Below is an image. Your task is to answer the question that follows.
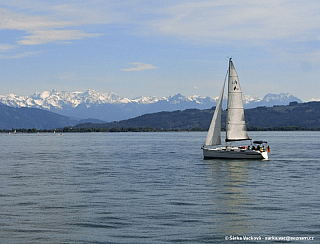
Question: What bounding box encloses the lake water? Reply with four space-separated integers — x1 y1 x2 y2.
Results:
0 131 319 243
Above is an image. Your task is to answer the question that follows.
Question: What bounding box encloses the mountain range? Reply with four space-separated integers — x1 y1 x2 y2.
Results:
0 89 302 122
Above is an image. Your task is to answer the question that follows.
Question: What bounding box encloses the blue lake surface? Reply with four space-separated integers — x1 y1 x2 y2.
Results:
0 131 319 243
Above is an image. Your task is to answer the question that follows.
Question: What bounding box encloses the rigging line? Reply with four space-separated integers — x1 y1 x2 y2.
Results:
224 68 229 83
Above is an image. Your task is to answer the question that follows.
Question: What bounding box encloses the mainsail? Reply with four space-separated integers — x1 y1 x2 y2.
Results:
204 79 226 146
226 58 250 141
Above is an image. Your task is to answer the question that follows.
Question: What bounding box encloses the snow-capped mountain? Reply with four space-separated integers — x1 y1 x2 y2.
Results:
0 89 129 109
0 89 302 122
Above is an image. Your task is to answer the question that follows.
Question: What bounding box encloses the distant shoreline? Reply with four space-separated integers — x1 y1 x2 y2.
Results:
1 126 320 134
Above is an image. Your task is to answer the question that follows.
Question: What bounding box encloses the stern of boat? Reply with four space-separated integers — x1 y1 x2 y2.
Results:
261 151 268 160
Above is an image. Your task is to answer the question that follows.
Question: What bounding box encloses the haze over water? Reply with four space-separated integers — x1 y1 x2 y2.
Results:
0 131 319 243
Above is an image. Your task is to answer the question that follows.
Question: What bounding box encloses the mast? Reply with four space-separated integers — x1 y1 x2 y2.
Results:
226 58 250 142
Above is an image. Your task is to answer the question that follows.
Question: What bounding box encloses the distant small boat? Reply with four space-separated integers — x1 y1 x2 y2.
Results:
202 58 269 159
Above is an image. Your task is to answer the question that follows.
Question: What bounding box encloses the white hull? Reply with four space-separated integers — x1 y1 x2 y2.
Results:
203 147 268 160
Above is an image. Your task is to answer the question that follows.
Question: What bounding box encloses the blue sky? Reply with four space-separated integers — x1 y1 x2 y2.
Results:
0 0 319 101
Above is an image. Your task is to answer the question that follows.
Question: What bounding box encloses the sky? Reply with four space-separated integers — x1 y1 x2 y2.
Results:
0 0 320 101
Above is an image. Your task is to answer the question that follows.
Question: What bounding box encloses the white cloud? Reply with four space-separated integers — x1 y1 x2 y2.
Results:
18 29 101 45
0 51 39 59
0 8 70 31
3 1 320 47
121 62 158 72
0 7 101 46
144 0 320 44
310 98 320 102
0 44 15 52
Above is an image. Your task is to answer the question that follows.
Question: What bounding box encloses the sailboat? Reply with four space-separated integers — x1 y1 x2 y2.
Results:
202 58 269 159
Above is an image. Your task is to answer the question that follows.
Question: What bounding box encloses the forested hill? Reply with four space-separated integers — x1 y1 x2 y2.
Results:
74 101 320 131
0 103 77 130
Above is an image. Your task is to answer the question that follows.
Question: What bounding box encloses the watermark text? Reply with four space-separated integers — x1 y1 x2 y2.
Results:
225 235 315 241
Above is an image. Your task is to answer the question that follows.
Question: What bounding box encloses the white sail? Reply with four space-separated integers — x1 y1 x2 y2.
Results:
226 58 250 141
204 79 226 146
